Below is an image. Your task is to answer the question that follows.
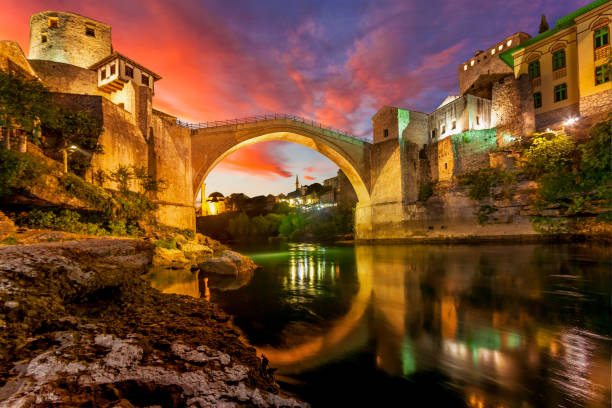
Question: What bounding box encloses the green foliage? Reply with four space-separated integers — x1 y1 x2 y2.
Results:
111 190 157 221
155 239 177 249
0 148 46 197
459 168 515 200
278 212 307 241
524 131 575 178
477 205 498 225
0 70 52 135
228 212 283 242
524 119 611 212
109 165 133 193
60 172 113 210
530 216 569 234
132 166 168 193
0 236 18 245
418 183 434 202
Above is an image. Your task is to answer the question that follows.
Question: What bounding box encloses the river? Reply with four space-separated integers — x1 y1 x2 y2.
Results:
146 243 611 407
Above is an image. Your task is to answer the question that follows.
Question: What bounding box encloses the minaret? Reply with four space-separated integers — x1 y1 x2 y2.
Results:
295 175 300 191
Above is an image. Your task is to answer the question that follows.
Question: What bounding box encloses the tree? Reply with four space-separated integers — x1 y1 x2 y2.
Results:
539 14 549 34
109 165 133 193
0 70 53 140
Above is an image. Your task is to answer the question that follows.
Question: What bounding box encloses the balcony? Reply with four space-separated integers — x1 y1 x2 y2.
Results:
553 67 567 80
594 45 610 63
531 77 541 88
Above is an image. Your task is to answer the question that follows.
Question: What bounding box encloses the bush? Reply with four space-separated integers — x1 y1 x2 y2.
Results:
418 183 434 202
0 148 46 197
458 168 515 200
60 172 113 211
524 130 575 178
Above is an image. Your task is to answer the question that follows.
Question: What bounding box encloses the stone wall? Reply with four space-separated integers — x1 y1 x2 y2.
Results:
451 129 498 177
372 106 399 143
150 113 195 230
0 41 38 78
492 75 535 144
28 11 112 69
579 89 612 117
29 59 102 95
535 103 580 130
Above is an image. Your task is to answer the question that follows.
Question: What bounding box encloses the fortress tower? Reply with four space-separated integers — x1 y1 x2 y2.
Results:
28 11 112 69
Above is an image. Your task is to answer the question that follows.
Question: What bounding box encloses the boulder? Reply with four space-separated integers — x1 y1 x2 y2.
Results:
198 250 256 277
177 241 213 261
152 247 190 267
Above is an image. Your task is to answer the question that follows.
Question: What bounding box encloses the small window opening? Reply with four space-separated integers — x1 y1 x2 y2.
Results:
383 128 389 138
48 17 59 29
85 25 95 37
476 116 480 125
141 74 149 86
431 129 436 140
125 65 134 78
442 125 446 134
41 33 47 43
101 68 106 80
452 120 456 130
110 64 116 76
444 163 448 169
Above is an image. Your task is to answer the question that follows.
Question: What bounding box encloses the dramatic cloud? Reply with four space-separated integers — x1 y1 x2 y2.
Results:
303 175 315 181
0 0 585 196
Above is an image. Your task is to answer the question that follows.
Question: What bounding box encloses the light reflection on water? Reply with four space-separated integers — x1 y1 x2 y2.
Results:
146 243 611 407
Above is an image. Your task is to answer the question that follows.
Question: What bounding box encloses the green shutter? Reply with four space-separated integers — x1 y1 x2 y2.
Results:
552 50 566 70
594 26 610 49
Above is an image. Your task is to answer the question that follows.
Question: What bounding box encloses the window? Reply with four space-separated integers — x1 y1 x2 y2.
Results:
101 68 106 80
533 92 542 108
442 125 446 134
85 25 95 37
444 163 448 169
552 49 566 71
594 26 610 49
528 60 540 79
431 129 436 140
110 64 116 76
595 65 611 85
48 17 59 28
41 33 47 43
141 74 149 86
554 83 567 102
383 129 389 138
452 120 456 130
125 65 134 78
476 116 480 125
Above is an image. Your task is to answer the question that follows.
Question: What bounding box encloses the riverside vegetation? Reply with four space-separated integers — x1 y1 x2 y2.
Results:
452 117 611 232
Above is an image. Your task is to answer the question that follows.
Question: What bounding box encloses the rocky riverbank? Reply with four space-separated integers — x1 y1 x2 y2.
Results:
0 237 306 407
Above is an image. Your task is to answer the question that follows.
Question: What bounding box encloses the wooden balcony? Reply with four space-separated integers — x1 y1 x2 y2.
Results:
99 77 128 94
594 45 610 63
532 77 541 88
553 67 567 80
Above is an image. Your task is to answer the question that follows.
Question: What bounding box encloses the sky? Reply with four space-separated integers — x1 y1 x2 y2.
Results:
0 0 587 197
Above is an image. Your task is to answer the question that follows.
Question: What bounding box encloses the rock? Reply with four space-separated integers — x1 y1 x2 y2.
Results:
198 250 256 277
177 242 213 262
152 247 190 267
0 211 16 241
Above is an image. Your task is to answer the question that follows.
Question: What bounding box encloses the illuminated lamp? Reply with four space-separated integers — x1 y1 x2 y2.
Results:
563 117 579 126
470 60 475 66
498 44 503 51
491 48 495 55
506 39 512 47
464 65 468 71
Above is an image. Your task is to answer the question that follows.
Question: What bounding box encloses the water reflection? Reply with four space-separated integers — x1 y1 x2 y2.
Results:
146 243 611 407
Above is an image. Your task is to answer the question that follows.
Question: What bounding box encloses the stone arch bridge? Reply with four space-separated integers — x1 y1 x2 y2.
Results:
184 114 419 241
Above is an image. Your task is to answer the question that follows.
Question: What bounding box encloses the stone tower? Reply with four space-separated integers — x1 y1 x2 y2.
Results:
295 175 300 191
28 11 112 69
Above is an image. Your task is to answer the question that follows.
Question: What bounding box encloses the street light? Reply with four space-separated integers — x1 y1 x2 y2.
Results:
60 144 79 173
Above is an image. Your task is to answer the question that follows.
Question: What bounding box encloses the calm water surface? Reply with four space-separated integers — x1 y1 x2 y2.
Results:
147 243 611 407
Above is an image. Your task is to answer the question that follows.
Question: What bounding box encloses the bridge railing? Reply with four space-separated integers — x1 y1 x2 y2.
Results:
176 113 354 138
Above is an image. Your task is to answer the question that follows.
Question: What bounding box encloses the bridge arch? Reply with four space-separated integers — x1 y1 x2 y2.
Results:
190 117 371 205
